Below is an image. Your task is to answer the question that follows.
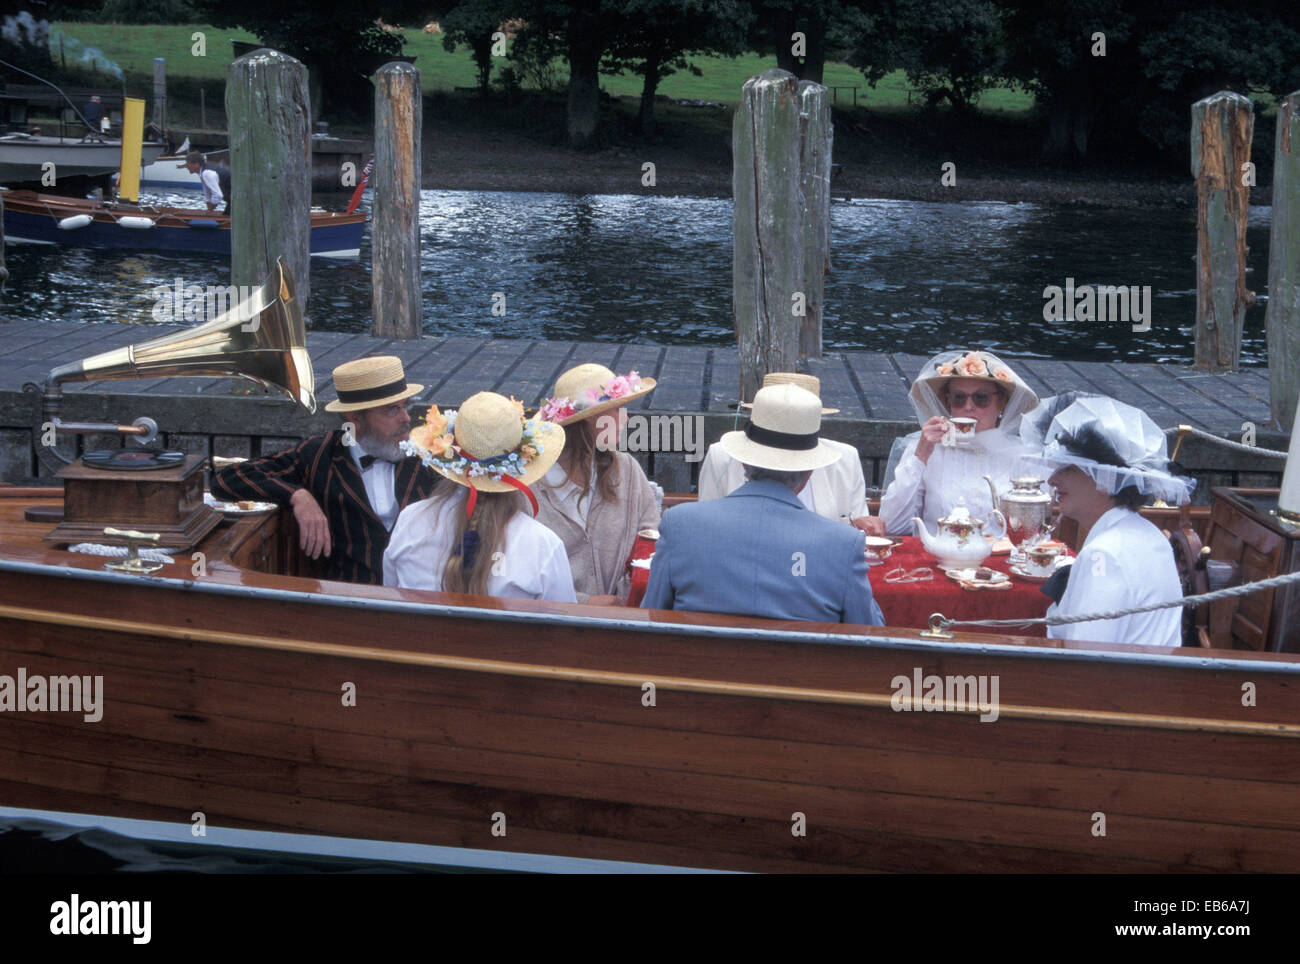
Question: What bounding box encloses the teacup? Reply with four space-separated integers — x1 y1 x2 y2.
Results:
864 536 895 563
1024 545 1062 576
944 417 977 446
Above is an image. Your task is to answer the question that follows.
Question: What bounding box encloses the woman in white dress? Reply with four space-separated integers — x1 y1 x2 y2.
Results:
1020 393 1196 647
878 350 1040 536
384 391 577 603
535 363 661 605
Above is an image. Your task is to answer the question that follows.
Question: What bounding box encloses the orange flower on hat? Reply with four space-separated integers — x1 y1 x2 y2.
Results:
994 368 1013 382
955 353 988 377
509 396 525 420
427 433 456 459
935 362 954 376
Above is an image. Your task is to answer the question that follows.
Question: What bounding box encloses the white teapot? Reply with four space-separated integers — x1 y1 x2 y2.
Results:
914 498 1006 571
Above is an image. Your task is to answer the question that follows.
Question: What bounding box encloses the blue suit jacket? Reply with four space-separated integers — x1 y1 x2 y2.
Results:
640 480 885 627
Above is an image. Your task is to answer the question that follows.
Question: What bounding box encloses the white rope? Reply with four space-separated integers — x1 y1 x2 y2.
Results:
1179 425 1288 458
938 567 1300 631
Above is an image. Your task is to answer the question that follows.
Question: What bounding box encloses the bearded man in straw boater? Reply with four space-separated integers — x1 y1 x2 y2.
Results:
535 363 661 605
697 371 885 537
384 392 577 602
641 383 884 625
212 356 442 585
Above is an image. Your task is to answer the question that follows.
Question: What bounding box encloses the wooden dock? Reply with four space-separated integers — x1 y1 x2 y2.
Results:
0 319 1287 494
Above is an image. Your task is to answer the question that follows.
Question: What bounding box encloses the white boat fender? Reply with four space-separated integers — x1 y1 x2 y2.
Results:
188 219 220 229
117 216 156 230
57 215 93 230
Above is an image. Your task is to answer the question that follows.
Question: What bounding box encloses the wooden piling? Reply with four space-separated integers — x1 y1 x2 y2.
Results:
1267 90 1300 431
732 69 832 401
1191 91 1254 372
371 62 422 340
225 49 312 312
152 58 166 137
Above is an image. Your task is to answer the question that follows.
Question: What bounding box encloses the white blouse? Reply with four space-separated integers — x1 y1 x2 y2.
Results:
383 489 577 602
878 430 1032 537
697 437 871 520
1048 507 1183 647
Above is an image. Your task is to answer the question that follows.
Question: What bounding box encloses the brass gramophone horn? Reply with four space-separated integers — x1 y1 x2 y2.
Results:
26 257 315 467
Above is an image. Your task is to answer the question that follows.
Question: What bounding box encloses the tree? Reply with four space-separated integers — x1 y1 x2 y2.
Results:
601 0 750 135
189 1 424 116
859 0 1008 113
440 0 518 95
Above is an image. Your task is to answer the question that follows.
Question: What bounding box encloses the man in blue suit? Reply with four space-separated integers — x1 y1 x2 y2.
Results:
641 383 884 626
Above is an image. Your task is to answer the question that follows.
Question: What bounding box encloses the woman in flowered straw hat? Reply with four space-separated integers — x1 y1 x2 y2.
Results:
383 392 577 601
535 363 660 605
878 349 1040 536
1020 393 1194 647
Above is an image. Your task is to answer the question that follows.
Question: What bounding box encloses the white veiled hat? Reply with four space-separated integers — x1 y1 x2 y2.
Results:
1019 393 1196 505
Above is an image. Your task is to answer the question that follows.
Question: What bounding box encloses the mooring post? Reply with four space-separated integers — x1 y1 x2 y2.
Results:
152 58 166 138
372 62 422 340
0 193 7 295
732 69 831 401
226 48 312 312
1267 90 1300 431
1191 90 1254 372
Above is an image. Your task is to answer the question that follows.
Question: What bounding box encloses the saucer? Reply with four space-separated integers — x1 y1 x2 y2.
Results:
1010 558 1071 583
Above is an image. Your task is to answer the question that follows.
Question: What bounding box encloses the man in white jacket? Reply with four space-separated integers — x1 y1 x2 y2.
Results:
697 372 885 537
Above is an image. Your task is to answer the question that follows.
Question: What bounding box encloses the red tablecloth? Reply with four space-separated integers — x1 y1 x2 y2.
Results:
868 536 1050 636
629 534 1052 635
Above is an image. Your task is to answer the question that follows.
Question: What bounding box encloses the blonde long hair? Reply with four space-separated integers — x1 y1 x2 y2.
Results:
439 489 523 595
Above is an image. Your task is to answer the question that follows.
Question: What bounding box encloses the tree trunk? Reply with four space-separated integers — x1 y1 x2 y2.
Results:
566 13 604 149
474 36 493 95
372 62 423 340
226 48 312 314
638 50 662 136
732 69 832 401
1191 91 1254 372
1267 90 1300 430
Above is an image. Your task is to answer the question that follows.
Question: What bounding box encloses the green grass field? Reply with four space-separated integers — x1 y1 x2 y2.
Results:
52 21 1035 115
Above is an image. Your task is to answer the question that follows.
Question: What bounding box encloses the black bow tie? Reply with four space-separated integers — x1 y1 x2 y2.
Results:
360 455 376 469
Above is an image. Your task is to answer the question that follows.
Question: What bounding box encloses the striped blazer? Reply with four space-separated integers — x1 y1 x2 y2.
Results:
212 431 441 585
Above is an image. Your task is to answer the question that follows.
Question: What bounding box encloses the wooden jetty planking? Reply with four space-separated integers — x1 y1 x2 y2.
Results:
803 353 866 417
843 351 915 420
705 348 741 411
429 339 533 406
1061 361 1191 428
499 340 577 408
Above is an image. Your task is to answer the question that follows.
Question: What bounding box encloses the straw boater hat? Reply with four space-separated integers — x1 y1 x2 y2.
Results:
325 356 423 412
402 391 564 516
719 383 841 472
538 363 656 426
739 372 839 415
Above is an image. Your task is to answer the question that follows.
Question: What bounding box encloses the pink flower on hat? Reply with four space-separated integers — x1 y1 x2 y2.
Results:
539 397 576 423
605 375 633 399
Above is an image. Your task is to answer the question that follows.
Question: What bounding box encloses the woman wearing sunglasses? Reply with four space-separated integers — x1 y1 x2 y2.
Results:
878 350 1040 536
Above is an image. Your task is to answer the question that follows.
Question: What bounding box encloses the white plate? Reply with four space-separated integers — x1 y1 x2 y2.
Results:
204 493 277 515
944 567 1009 585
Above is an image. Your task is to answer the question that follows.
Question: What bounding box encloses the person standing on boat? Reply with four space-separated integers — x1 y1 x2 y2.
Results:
211 356 442 585
878 350 1039 536
1020 394 1194 647
185 151 231 215
535 363 661 605
697 371 885 537
82 95 105 134
385 392 577 602
641 383 884 625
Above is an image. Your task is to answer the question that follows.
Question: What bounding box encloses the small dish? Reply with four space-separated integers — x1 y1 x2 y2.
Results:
944 567 1009 586
204 493 277 515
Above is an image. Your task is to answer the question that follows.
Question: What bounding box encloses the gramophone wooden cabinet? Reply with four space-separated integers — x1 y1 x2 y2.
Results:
1205 488 1300 653
44 454 221 550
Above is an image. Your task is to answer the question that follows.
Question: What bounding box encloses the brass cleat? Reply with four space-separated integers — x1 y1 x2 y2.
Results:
103 527 166 575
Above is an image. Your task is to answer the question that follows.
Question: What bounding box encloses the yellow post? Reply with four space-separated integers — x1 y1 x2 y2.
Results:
117 97 145 202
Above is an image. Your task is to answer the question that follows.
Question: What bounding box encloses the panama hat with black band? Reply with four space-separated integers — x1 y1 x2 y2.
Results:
718 383 842 472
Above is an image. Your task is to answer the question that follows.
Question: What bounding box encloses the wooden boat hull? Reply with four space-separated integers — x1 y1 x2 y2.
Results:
0 190 364 258
1 521 1297 873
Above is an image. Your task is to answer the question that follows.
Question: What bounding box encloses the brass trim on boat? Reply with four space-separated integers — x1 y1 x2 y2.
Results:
1 603 1297 738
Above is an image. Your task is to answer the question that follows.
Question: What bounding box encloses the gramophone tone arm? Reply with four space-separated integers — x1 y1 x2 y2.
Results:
44 416 159 445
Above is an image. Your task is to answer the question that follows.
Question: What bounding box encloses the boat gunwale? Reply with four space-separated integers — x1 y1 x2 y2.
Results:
3 552 1298 677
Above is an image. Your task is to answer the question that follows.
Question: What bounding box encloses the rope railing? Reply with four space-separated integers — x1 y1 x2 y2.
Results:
1174 424 1288 458
934 567 1300 633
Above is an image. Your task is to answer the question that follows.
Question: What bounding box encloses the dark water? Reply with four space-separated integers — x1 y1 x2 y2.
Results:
0 189 1273 364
